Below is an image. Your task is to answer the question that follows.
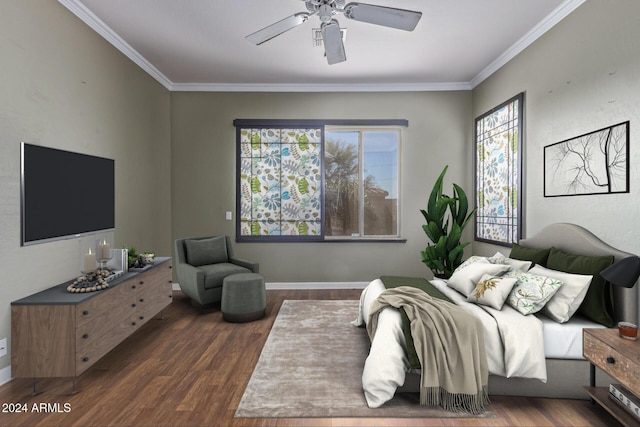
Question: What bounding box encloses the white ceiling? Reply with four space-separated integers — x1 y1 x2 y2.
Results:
59 0 584 92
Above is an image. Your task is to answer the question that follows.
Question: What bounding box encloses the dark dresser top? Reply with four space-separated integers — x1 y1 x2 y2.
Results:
12 257 171 306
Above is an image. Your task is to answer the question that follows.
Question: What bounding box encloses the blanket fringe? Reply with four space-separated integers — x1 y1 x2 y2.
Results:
420 385 490 415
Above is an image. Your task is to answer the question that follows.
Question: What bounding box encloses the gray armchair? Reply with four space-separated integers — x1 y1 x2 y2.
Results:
174 235 259 306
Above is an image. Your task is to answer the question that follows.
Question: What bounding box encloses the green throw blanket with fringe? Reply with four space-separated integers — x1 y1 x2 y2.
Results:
380 275 452 369
372 280 489 414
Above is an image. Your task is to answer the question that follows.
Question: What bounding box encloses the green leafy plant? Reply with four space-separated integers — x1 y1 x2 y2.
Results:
420 165 476 279
127 246 139 268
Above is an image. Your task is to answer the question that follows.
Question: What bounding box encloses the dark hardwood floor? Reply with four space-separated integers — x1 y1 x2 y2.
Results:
0 289 620 427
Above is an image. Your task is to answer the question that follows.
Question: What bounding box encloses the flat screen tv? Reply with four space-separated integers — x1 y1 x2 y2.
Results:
21 143 115 246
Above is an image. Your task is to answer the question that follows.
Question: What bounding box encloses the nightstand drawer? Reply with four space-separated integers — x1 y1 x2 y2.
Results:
584 330 640 396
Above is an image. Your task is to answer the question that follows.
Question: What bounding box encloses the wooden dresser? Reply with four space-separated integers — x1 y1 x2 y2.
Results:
11 257 173 393
583 328 640 426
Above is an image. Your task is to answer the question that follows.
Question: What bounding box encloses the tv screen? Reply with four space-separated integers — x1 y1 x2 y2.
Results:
21 143 115 246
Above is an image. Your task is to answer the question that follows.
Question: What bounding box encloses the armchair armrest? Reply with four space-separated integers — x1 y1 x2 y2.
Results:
230 256 259 273
175 262 206 300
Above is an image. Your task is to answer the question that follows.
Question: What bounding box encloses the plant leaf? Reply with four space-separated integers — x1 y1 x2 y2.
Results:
452 183 469 226
427 166 448 215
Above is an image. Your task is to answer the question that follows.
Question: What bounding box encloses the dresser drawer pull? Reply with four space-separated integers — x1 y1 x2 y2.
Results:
132 303 137 308
82 333 89 339
82 357 89 362
606 357 616 364
139 316 144 320
132 285 136 289
139 281 144 285
82 310 89 316
139 298 144 303
132 321 137 326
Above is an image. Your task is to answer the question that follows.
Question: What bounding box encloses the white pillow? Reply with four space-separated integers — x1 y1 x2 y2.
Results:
488 251 533 272
467 273 517 310
447 263 510 297
506 272 563 315
529 265 593 323
451 256 490 275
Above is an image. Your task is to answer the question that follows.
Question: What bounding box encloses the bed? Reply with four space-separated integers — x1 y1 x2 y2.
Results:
354 223 639 406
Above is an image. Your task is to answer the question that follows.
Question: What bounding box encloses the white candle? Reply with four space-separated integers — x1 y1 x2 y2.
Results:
84 248 97 273
99 240 110 260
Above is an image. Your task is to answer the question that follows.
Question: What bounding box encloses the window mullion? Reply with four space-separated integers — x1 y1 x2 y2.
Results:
358 131 365 237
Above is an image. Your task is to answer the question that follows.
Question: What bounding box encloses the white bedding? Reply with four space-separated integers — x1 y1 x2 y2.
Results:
539 314 604 358
352 278 586 408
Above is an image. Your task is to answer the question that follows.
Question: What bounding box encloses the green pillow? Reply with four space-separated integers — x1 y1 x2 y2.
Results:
184 236 228 266
509 244 551 267
546 247 615 326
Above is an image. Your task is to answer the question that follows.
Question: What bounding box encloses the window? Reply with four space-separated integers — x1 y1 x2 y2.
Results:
474 93 523 246
234 119 405 242
324 128 400 239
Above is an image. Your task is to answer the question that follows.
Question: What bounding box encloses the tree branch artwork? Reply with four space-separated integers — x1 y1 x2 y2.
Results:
544 121 629 197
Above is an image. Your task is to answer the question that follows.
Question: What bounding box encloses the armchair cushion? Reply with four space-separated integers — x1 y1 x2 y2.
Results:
184 236 228 266
200 263 251 290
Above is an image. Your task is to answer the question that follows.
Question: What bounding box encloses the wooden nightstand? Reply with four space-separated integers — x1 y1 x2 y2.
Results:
583 328 640 426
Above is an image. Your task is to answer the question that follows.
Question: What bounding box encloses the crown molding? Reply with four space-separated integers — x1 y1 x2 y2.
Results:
470 0 586 88
59 0 584 93
170 82 472 92
58 0 173 91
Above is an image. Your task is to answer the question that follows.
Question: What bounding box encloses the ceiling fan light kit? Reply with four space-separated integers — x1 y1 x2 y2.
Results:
246 0 422 65
321 19 347 64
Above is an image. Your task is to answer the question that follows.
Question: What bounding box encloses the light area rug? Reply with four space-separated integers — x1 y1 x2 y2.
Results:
235 299 494 418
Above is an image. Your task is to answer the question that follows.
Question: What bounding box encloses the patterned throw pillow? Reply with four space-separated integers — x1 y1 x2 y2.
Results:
447 262 510 297
467 274 518 310
507 272 563 315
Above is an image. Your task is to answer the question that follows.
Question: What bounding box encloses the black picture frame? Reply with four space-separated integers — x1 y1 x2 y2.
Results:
544 121 629 197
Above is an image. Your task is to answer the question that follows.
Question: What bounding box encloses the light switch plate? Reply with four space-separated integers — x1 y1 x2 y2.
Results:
225 211 232 221
0 338 6 357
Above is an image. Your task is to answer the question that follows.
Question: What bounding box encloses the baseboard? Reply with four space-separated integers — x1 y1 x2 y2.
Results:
172 282 368 291
0 365 11 386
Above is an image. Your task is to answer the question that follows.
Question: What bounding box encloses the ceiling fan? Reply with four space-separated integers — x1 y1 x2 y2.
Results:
246 0 422 65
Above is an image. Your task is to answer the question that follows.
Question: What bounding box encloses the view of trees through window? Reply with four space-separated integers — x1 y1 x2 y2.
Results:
324 129 399 238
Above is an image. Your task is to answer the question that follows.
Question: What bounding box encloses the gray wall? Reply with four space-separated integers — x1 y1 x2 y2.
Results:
170 91 473 283
472 0 640 257
0 1 171 372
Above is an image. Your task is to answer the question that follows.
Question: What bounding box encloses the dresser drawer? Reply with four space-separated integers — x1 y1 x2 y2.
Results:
76 299 137 352
136 261 172 288
137 290 173 325
584 330 640 396
76 281 136 326
75 317 136 376
137 282 172 324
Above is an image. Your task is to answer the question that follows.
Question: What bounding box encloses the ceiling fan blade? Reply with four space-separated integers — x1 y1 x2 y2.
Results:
246 12 311 45
343 2 422 31
321 20 346 65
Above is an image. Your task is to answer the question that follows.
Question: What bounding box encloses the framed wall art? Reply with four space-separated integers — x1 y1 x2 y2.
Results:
544 121 629 197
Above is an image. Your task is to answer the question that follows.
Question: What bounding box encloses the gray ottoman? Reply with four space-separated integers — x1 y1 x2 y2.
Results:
221 272 266 322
